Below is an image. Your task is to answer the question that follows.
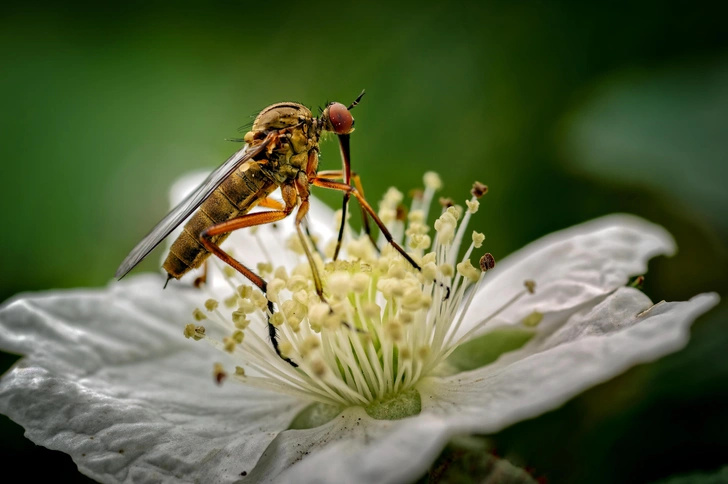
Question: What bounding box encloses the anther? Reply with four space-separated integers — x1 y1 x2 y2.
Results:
409 188 424 201
423 171 443 190
438 197 454 208
471 181 488 198
396 204 408 222
472 231 485 249
524 280 536 294
213 363 227 385
204 299 219 312
479 253 496 272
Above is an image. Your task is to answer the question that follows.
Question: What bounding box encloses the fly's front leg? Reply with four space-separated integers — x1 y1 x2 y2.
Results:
200 183 298 367
316 170 378 259
310 177 451 300
293 171 327 303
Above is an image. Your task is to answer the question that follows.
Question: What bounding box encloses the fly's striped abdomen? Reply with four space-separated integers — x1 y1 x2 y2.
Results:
163 163 276 279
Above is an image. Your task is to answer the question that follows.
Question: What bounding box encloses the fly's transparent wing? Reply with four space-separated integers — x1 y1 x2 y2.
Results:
115 133 275 279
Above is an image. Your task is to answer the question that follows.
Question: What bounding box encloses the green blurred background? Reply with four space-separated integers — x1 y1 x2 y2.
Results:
1 1 727 482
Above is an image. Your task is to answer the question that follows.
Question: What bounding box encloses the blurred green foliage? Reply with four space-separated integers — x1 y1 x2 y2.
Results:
1 1 726 482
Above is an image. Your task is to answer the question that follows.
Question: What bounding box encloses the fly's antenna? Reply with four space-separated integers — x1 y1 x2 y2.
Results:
348 90 366 111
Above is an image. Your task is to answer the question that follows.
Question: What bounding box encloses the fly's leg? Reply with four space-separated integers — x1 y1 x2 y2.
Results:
193 261 208 288
316 170 378 260
257 196 285 210
310 177 451 300
292 172 327 302
304 222 324 259
259 183 322 258
200 183 298 367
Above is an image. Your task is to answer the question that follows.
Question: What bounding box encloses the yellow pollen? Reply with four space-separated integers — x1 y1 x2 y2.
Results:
257 262 273 276
223 294 239 308
423 171 442 190
274 266 289 282
232 330 245 344
231 309 250 328
287 275 309 292
399 310 414 324
472 231 485 248
363 302 381 320
223 337 236 353
351 272 370 294
192 308 207 321
237 285 252 299
270 312 284 327
465 198 479 214
417 346 431 359
237 299 256 314
278 341 293 359
251 291 268 310
310 359 327 377
327 272 351 297
457 259 481 282
439 263 454 277
446 205 460 221
204 299 219 312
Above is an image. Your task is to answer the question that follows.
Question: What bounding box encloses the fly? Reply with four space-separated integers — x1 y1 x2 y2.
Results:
116 91 433 367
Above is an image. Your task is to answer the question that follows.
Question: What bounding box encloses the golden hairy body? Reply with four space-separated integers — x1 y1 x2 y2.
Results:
163 102 321 280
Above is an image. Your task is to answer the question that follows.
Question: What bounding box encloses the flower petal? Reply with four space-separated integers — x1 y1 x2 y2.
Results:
420 289 719 435
0 275 306 484
459 214 676 336
248 290 717 484
246 407 453 484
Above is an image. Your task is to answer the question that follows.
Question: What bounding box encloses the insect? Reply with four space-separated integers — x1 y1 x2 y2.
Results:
116 91 427 366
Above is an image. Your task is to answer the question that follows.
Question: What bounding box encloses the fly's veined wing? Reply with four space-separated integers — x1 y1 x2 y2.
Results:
115 132 275 279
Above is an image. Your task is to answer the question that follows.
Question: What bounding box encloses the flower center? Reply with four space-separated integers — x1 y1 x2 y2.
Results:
183 172 528 417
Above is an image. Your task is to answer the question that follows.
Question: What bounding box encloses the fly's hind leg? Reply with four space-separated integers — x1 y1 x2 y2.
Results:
199 184 298 367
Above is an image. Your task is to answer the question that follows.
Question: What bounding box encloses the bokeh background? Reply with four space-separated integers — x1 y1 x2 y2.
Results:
1 1 727 482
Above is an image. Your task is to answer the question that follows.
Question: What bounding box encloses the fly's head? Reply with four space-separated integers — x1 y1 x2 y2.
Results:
321 102 355 136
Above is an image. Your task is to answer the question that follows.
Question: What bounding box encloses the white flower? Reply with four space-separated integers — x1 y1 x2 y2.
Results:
0 172 718 484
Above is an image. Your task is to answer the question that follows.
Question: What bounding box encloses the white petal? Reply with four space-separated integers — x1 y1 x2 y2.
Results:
243 291 717 484
420 289 719 435
245 407 453 484
166 170 336 290
0 276 306 484
459 214 676 337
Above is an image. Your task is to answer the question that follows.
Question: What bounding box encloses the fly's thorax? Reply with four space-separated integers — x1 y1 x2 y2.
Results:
252 103 312 132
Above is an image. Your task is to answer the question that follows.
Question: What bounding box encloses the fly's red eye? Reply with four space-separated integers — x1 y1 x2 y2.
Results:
328 102 354 134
